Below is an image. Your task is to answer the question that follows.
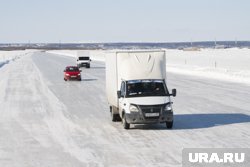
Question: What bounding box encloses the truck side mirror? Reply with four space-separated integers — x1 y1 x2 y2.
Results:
117 91 121 98
79 70 82 72
172 89 177 97
63 70 66 72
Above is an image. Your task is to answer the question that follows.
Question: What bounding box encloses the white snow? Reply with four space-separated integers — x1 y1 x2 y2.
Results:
0 50 36 68
47 50 105 62
47 48 250 85
0 50 249 167
165 48 250 85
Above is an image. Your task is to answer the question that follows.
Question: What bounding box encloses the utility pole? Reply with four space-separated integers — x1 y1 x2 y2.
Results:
59 40 61 49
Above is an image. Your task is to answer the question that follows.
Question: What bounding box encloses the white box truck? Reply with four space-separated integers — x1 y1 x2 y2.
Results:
76 50 91 68
106 50 176 129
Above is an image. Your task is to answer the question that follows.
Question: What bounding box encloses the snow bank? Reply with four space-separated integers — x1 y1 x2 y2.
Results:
165 48 250 72
47 48 250 85
0 50 35 68
165 48 250 85
47 50 105 62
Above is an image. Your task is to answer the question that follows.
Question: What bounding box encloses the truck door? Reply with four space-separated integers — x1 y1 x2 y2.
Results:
118 81 126 115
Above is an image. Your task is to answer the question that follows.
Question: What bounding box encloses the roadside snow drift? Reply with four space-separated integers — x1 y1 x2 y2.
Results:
0 50 35 68
47 48 250 85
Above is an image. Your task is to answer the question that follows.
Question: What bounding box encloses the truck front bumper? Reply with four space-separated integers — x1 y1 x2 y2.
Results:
125 111 173 124
78 63 90 67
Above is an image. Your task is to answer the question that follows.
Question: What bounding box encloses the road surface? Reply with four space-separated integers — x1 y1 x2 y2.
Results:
0 52 249 167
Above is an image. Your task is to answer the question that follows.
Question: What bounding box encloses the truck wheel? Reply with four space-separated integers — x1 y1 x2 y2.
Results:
122 114 130 129
166 121 173 129
116 114 121 121
110 106 117 122
64 78 67 81
87 64 90 68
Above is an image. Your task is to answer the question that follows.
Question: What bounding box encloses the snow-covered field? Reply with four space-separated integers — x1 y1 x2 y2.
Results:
0 50 249 166
0 50 35 68
47 50 106 62
165 48 250 85
47 48 250 85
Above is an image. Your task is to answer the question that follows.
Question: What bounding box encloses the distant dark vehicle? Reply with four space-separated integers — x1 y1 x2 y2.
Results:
64 66 81 81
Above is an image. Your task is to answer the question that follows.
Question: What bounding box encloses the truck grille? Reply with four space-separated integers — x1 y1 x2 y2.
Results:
138 104 163 120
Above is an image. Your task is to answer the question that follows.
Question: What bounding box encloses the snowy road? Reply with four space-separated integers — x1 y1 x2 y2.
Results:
0 52 250 167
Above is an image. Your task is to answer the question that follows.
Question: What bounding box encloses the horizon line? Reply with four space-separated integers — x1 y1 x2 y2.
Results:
1 40 250 44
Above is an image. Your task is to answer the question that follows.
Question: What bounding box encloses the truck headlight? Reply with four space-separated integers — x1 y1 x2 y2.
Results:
78 73 81 76
164 103 172 111
66 74 70 76
130 104 139 112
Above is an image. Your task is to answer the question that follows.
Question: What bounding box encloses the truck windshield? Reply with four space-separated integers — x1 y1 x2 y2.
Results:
78 57 89 60
126 80 169 97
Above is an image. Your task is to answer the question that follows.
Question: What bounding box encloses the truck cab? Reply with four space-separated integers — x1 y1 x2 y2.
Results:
77 56 91 68
117 79 176 129
76 50 91 68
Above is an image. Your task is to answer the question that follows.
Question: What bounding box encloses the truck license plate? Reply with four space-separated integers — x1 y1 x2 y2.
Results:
71 76 76 78
145 113 159 117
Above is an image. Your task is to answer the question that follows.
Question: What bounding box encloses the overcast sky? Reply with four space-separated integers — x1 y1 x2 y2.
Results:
0 0 249 43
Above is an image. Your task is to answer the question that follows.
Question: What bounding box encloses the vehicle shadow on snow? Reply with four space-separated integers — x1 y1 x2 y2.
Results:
132 124 169 130
81 78 97 81
130 113 250 130
89 66 105 69
0 60 9 68
173 113 250 130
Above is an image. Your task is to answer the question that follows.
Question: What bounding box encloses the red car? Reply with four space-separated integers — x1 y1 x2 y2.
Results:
64 66 82 81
